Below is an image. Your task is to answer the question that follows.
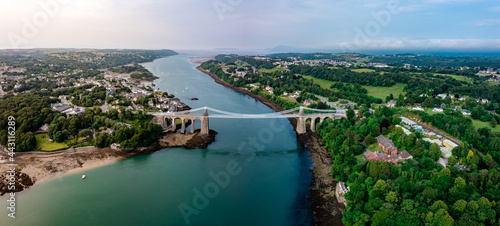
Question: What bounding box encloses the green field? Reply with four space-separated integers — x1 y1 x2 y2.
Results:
424 108 440 115
470 117 500 133
259 66 285 73
435 73 472 83
352 68 376 73
235 60 249 67
300 75 405 100
302 75 336 90
35 133 69 152
362 83 406 100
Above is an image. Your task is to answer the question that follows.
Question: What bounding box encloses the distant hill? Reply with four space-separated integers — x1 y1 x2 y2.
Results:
267 52 500 67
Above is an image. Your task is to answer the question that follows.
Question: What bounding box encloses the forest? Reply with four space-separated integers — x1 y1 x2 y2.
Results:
110 64 157 80
0 92 163 151
317 107 500 226
289 64 409 87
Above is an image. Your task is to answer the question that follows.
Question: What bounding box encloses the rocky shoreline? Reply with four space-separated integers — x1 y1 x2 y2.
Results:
196 66 344 225
0 130 217 196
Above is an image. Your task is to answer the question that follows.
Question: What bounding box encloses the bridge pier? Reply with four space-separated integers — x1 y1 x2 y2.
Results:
296 108 306 134
181 119 186 134
310 117 317 132
190 119 195 133
171 117 176 132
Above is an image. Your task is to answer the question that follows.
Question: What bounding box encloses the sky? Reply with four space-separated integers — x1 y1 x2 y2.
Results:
0 0 499 52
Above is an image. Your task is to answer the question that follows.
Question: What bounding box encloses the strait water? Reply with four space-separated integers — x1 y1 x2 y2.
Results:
0 54 313 226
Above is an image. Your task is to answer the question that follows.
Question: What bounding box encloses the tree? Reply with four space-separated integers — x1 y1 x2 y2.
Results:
95 132 109 148
432 209 454 226
452 199 467 212
385 191 399 203
347 108 355 121
441 103 447 109
490 117 497 128
108 109 119 120
422 187 436 198
371 209 395 226
405 133 416 148
448 156 457 166
466 150 475 164
373 179 390 196
53 130 68 143
380 118 391 131
364 135 375 145
429 143 442 161
78 129 93 139
454 177 466 189
17 133 37 152
430 200 449 211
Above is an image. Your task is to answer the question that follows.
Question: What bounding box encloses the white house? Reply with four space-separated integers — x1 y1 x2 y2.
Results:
432 107 444 112
437 94 447 99
412 106 424 111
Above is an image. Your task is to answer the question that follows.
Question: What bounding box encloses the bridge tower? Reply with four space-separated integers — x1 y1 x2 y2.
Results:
201 108 209 135
296 107 307 134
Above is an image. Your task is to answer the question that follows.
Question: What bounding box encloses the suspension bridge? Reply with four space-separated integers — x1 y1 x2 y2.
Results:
149 106 346 135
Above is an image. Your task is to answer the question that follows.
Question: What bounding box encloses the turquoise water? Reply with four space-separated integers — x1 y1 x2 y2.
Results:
0 54 313 226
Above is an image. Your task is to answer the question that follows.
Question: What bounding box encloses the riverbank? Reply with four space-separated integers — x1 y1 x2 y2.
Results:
196 66 344 225
0 130 217 196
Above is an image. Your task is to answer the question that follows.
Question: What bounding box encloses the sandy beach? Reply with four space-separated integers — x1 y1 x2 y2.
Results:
189 56 213 64
0 131 217 196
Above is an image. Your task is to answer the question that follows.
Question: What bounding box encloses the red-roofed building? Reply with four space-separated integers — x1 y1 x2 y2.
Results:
377 135 398 155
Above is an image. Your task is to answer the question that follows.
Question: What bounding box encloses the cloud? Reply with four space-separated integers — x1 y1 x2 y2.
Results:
335 39 500 51
474 19 500 26
0 0 497 50
490 6 500 12
423 0 477 3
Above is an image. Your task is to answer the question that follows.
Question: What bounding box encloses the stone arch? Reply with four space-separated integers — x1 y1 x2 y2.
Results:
309 117 321 132
180 118 187 134
172 117 182 132
190 118 202 133
165 117 173 128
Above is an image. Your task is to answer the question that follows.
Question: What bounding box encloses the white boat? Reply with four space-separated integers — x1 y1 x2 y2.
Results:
82 175 86 179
